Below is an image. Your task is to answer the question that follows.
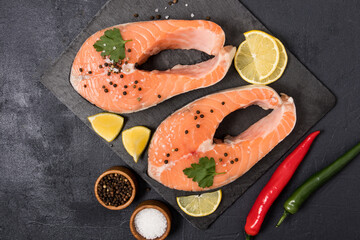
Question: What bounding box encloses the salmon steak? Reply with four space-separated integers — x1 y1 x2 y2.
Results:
70 20 236 113
148 85 296 191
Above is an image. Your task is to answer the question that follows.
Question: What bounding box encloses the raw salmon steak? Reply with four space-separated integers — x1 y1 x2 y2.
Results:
148 85 296 191
70 20 236 113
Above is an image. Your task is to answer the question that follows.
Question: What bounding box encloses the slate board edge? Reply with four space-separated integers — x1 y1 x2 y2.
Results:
39 0 337 230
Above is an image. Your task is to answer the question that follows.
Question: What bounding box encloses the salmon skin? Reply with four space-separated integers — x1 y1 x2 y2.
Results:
70 20 236 113
148 85 296 191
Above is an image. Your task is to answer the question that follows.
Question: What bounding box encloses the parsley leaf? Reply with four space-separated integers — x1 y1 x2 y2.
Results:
183 157 226 188
93 28 131 62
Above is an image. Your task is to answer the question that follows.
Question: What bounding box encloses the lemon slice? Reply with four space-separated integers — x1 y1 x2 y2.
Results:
88 113 124 142
176 190 222 217
122 126 151 163
259 37 288 84
235 30 280 84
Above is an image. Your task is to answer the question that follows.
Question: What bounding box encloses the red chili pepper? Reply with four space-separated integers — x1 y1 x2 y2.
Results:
245 131 320 240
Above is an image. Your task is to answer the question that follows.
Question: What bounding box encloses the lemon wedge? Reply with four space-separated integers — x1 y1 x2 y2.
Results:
122 126 151 163
176 190 222 217
88 113 124 142
235 30 280 84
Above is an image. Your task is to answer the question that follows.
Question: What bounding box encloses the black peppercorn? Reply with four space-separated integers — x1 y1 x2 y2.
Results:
97 173 133 207
79 68 83 72
224 153 228 157
88 71 92 74
107 72 111 76
158 95 161 98
104 89 109 93
109 81 113 85
134 80 138 84
128 49 131 52
102 85 105 89
124 85 128 88
104 63 109 67
113 84 117 87
222 101 225 105
235 158 239 162
164 160 169 164
134 13 139 17
138 87 142 91
194 116 198 120
196 124 200 128
210 109 214 113
196 110 200 114
120 74 124 78
166 153 170 157
185 130 189 134
99 64 103 68
123 91 127 95
230 160 234 164
200 114 204 118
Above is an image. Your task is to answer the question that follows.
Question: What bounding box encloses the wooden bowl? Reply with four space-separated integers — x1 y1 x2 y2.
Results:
130 200 172 240
94 166 137 210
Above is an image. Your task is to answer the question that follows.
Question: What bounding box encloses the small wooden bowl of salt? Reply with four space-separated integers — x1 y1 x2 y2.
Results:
130 200 171 240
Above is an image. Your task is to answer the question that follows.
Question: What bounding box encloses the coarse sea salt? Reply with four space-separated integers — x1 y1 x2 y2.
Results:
134 208 167 239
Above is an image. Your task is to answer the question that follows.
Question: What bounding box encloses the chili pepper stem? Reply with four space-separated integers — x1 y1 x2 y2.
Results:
245 233 253 240
276 210 290 227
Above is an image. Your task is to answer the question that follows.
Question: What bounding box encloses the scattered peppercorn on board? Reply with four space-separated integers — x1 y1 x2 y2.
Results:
40 0 336 229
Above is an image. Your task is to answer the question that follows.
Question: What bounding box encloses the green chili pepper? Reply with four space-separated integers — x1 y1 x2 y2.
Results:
276 141 360 227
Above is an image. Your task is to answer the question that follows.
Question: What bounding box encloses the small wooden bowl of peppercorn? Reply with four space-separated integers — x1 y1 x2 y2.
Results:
130 200 171 240
94 166 137 210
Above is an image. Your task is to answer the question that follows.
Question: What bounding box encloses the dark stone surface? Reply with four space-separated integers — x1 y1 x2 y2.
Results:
0 0 359 239
40 0 336 230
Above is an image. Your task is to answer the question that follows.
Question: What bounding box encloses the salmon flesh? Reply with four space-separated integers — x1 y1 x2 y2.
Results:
70 20 236 113
148 85 296 191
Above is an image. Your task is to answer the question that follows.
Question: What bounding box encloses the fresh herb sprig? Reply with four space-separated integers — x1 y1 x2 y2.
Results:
93 28 131 62
183 157 225 188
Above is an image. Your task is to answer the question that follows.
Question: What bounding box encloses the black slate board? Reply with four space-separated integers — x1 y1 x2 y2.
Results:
40 0 336 230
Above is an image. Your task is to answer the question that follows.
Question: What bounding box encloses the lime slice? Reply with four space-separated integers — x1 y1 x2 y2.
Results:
176 190 222 217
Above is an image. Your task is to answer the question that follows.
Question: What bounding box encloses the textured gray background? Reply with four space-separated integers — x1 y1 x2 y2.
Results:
1 0 360 239
40 0 336 230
